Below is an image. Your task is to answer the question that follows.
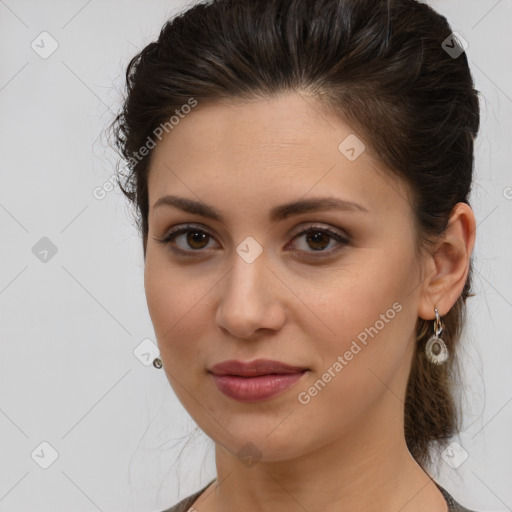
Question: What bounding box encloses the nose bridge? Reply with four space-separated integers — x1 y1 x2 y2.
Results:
223 245 268 311
216 242 283 337
226 231 268 297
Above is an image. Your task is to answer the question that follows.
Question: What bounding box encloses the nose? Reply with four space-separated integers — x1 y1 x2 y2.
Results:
215 251 286 340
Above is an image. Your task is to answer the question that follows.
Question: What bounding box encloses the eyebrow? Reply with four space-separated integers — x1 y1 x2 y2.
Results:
152 194 369 223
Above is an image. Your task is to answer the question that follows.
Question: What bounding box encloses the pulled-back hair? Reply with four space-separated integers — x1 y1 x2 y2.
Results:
110 0 480 468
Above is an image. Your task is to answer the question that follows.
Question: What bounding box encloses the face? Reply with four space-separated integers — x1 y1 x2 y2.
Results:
144 92 426 462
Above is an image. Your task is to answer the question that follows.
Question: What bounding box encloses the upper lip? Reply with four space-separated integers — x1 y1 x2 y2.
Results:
209 358 308 377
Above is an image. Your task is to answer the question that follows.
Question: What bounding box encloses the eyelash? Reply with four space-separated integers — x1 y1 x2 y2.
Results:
154 223 350 258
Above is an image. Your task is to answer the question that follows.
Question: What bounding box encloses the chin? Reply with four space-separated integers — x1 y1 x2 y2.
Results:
210 423 313 464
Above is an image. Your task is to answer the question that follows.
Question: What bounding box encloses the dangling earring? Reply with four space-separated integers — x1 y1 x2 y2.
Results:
153 357 162 369
425 306 449 365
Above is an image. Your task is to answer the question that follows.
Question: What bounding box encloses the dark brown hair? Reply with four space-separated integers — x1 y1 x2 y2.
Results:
110 0 480 468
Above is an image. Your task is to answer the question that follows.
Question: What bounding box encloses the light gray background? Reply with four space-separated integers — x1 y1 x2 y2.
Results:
1 1 511 511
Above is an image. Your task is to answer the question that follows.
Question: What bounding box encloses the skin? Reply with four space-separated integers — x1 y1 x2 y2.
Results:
144 92 476 512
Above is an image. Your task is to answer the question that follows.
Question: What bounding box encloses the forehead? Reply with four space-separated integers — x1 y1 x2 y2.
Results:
147 92 412 216
151 93 351 164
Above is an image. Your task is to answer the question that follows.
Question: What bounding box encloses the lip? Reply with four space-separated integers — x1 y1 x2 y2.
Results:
209 358 308 377
208 359 308 402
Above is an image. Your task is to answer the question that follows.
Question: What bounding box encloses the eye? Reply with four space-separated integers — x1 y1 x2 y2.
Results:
155 224 217 255
287 225 350 256
154 223 350 257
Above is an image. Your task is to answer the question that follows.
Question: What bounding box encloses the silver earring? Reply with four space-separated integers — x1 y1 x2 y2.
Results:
425 306 449 365
153 357 162 369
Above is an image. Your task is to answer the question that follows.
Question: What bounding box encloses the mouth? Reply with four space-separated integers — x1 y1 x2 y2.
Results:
208 359 308 402
209 358 308 377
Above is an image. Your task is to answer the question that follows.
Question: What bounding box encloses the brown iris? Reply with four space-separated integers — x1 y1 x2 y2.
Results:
306 231 330 251
186 230 209 250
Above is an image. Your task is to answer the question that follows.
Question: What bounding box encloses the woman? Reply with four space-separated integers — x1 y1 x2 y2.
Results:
111 0 480 510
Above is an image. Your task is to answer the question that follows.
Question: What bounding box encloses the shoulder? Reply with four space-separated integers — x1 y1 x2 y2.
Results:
159 479 215 512
436 482 478 512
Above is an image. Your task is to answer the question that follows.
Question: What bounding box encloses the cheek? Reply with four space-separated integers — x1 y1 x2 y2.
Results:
311 252 416 382
143 254 212 372
144 256 185 347
289 270 414 442
144 265 209 416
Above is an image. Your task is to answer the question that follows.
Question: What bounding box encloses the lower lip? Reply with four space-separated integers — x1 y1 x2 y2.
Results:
210 371 307 402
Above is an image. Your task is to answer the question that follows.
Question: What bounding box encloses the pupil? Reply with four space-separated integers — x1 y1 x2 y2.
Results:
308 231 328 250
188 231 207 249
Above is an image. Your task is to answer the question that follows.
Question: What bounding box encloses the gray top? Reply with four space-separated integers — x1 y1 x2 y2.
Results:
161 479 476 512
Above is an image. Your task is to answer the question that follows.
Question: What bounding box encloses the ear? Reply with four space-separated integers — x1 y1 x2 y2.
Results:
417 202 476 320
